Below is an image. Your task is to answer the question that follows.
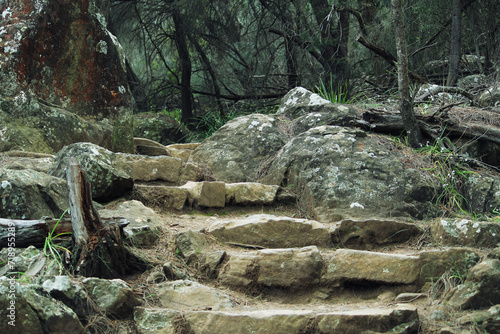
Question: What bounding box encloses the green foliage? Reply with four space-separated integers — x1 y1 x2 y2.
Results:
43 209 72 275
160 109 183 123
417 137 475 215
449 253 479 285
314 79 360 104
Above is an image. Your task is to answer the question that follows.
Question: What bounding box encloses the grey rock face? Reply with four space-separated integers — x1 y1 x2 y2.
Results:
0 168 68 219
189 114 288 182
261 125 435 221
48 142 133 202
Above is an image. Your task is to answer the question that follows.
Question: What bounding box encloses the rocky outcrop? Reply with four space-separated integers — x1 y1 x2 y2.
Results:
261 125 436 221
133 112 189 145
276 86 358 134
431 218 500 247
0 0 133 153
0 168 68 220
189 114 288 182
48 142 133 202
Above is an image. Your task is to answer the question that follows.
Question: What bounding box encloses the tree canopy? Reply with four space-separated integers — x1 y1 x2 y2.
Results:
109 0 499 121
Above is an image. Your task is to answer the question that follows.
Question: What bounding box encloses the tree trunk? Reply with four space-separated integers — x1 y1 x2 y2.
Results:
391 0 424 148
172 8 194 123
66 158 148 278
447 0 462 86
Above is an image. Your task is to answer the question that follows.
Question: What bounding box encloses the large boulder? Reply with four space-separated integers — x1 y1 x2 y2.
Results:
189 114 288 182
0 168 68 219
48 142 133 202
446 257 500 309
0 0 133 153
276 87 358 134
261 125 436 221
133 112 189 145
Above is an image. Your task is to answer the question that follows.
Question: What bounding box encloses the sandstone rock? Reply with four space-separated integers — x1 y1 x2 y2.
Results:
117 153 182 183
322 249 421 285
133 137 171 156
0 278 43 334
175 230 209 263
167 143 201 162
131 184 189 211
24 285 85 334
134 307 180 334
180 162 206 183
189 114 288 182
156 280 233 310
197 251 227 279
0 168 68 219
99 200 163 247
331 219 423 250
478 83 500 107
463 174 500 216
184 309 314 334
262 125 435 221
208 214 331 248
315 306 419 334
458 304 500 333
446 258 500 309
180 181 226 208
431 218 500 247
182 306 418 334
1 152 55 173
225 183 279 205
133 112 188 145
198 182 225 207
418 248 479 288
48 142 133 202
0 0 133 153
82 278 141 317
220 246 323 289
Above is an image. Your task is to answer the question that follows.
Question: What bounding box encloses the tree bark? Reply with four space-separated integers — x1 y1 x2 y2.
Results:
391 0 424 148
172 8 194 123
447 0 462 86
66 158 148 278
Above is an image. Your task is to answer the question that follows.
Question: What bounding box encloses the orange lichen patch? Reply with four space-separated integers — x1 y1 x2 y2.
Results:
13 0 131 118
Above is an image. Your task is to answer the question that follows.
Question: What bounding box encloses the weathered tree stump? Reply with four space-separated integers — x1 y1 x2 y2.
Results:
66 158 148 278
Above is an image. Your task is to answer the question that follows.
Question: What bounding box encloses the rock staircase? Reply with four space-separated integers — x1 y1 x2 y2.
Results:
96 139 487 333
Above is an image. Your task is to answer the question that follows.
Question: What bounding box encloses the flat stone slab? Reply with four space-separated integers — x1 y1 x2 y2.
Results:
220 246 323 289
135 306 418 334
117 154 182 182
132 185 189 211
184 306 418 334
322 249 421 285
225 183 279 205
208 214 331 248
156 280 233 310
331 218 423 250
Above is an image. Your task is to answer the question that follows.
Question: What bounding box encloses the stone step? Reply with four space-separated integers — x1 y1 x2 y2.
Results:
207 214 423 250
191 245 479 291
131 182 280 210
134 305 419 334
